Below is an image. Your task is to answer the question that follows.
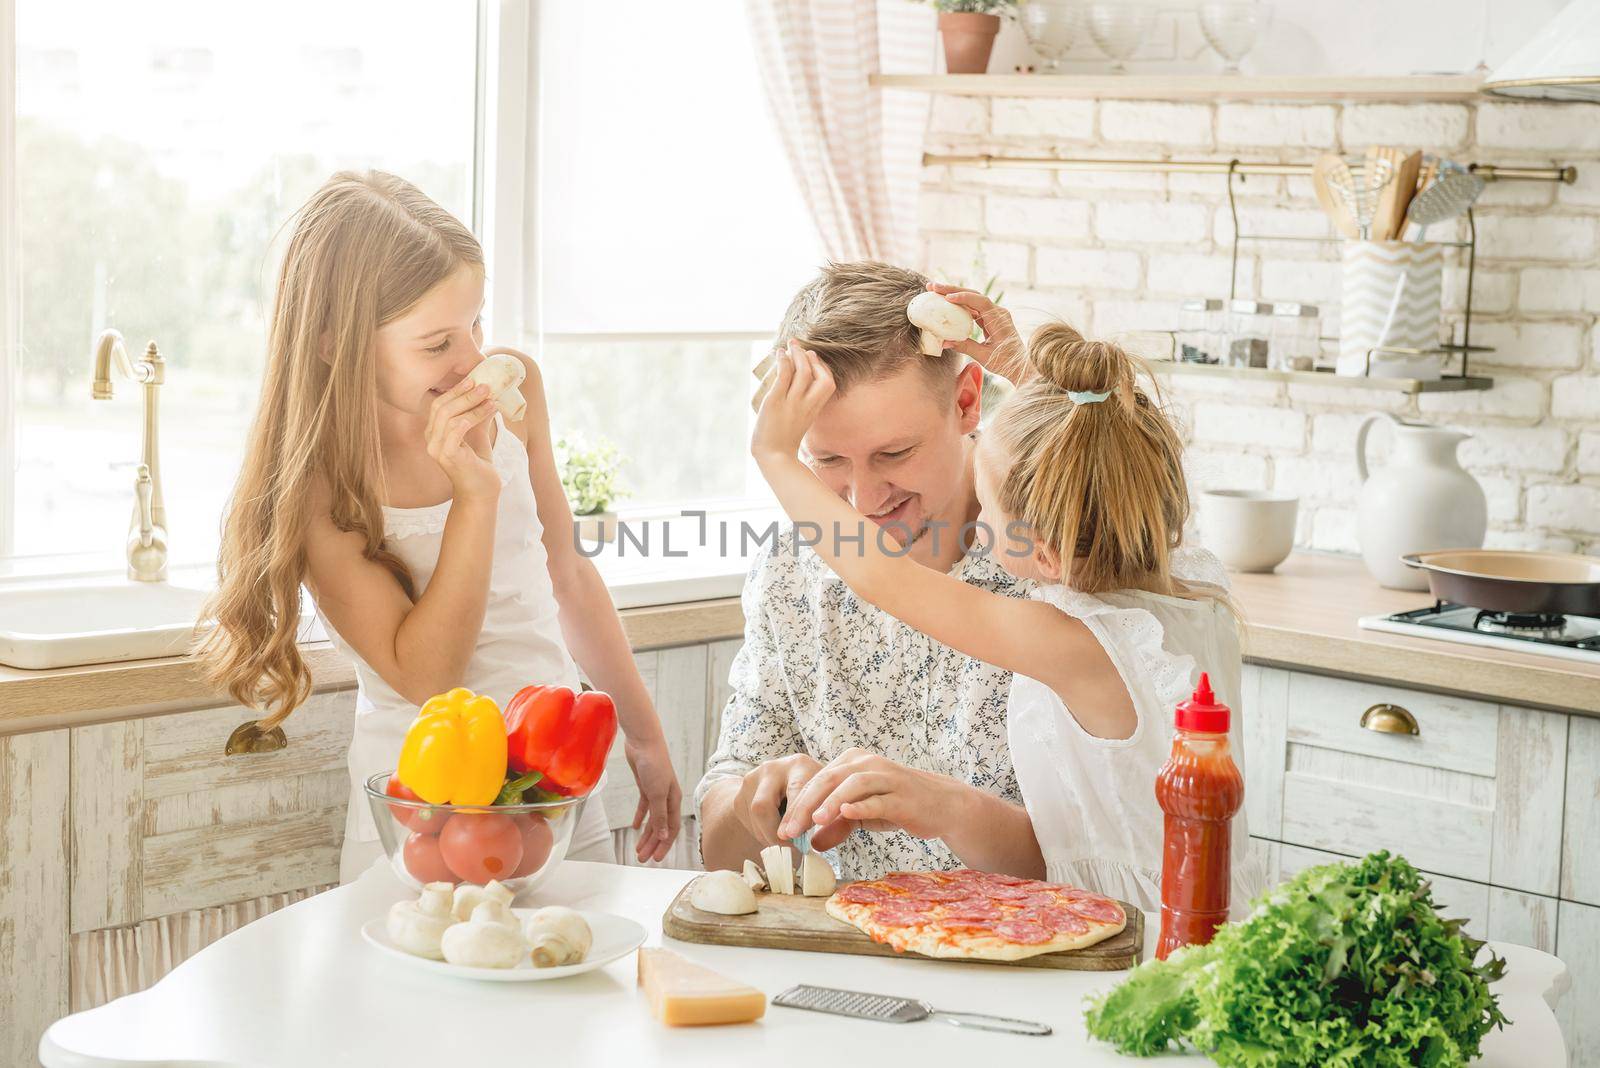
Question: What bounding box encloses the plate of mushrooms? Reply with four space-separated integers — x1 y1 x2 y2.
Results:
362 879 647 981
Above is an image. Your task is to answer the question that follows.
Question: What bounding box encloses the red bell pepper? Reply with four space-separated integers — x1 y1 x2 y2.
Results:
502 684 618 796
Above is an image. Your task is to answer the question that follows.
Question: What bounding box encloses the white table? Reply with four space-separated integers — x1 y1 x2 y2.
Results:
41 861 1572 1068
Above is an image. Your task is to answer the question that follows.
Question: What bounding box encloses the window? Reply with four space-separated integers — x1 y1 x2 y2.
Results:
530 0 821 508
8 1 479 563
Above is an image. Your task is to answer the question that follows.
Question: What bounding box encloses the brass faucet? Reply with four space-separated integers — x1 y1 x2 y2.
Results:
91 330 168 582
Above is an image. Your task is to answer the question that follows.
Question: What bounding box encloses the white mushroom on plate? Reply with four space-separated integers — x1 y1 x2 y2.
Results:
521 906 592 968
465 352 528 421
451 879 515 922
440 912 528 970
468 899 522 932
690 870 758 916
386 899 453 961
906 292 975 357
417 883 455 921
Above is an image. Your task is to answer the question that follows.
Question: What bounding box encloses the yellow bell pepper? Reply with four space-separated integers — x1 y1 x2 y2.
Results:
397 688 508 805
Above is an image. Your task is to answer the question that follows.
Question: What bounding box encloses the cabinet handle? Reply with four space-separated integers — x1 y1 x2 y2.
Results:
224 720 288 755
1360 703 1419 736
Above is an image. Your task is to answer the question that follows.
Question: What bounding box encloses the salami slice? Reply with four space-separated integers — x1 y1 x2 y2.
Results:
1064 897 1126 924
1016 907 1091 935
939 902 1002 920
984 884 1039 900
906 885 972 903
882 873 938 891
991 919 1052 945
835 884 900 905
870 908 933 927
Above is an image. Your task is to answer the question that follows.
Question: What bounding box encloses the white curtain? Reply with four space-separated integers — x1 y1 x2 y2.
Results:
745 0 934 266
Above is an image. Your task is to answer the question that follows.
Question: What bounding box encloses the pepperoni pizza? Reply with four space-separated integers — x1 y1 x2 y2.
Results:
824 869 1127 962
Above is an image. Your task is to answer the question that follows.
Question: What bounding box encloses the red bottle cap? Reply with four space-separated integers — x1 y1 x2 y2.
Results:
1175 672 1230 733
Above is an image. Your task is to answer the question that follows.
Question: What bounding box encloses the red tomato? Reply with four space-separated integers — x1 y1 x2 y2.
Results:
387 775 447 835
509 813 556 878
439 812 524 883
402 831 455 884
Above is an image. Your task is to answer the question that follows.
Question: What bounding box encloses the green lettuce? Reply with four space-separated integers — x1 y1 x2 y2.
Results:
1084 852 1509 1066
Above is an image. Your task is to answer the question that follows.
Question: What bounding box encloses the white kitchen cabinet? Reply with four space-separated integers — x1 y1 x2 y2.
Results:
1556 899 1600 1068
1563 715 1600 907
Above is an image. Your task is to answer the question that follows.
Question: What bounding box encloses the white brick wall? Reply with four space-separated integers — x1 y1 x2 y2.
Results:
921 97 1600 553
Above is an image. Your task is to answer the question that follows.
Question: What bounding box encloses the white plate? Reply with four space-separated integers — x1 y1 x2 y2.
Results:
362 908 646 982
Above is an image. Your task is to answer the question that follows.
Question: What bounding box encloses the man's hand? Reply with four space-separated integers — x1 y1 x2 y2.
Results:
777 747 966 853
731 753 825 848
751 342 835 465
925 282 1026 383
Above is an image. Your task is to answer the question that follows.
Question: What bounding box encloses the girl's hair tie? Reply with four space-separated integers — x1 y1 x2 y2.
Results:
1067 389 1111 405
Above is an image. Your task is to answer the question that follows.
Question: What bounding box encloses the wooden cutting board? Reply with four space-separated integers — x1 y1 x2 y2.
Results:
663 883 1143 971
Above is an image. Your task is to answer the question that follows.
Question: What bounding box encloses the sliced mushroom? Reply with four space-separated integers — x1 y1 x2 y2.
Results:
760 844 795 895
800 851 838 897
741 859 767 892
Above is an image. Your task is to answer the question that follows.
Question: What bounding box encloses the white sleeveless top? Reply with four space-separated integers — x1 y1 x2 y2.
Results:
328 418 580 846
1006 547 1267 918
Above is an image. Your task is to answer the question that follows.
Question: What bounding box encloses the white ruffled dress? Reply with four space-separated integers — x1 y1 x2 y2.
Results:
1007 547 1266 918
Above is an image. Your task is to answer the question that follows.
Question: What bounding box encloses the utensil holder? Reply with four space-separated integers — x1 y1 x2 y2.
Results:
1337 241 1444 379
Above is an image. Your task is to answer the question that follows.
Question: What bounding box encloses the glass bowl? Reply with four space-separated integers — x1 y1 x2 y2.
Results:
1199 1 1271 74
364 771 584 893
1021 1 1085 72
1086 1 1156 73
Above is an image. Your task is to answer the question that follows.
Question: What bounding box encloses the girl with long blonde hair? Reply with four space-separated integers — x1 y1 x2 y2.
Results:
750 288 1263 914
198 171 682 878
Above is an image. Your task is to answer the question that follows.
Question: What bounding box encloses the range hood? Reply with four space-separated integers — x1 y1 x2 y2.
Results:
1484 0 1600 102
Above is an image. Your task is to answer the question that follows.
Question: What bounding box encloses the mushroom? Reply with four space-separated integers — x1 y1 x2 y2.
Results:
800 851 837 897
440 912 528 970
906 292 975 357
521 906 592 968
690 871 758 916
465 352 528 421
468 899 522 932
417 883 455 921
741 859 767 892
760 844 795 895
451 879 515 922
386 899 453 960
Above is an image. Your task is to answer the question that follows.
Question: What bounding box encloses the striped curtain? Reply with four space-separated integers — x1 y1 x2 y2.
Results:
745 0 934 266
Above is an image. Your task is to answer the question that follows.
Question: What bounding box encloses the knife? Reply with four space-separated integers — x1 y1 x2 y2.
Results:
777 798 813 855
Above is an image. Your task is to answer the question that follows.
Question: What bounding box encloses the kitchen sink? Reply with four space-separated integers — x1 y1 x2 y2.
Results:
0 578 213 670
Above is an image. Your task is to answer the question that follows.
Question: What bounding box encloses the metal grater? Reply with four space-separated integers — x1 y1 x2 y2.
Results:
772 984 1052 1036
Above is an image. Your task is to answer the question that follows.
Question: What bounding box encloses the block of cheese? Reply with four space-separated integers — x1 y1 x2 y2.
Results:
638 947 766 1026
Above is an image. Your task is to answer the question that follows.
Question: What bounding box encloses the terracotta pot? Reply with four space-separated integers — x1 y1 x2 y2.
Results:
938 12 1001 74
575 510 618 545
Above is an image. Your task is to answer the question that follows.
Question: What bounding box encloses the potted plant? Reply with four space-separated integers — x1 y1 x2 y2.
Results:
925 0 1016 74
556 434 628 544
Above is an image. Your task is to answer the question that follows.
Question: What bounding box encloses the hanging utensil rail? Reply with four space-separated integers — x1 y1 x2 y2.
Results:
922 154 1576 183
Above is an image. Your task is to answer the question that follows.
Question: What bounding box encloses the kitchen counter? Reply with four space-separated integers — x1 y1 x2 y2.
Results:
38 860 1571 1068
3 551 1596 736
1230 553 1600 716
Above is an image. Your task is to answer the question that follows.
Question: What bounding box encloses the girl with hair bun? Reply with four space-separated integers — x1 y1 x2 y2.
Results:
753 288 1264 913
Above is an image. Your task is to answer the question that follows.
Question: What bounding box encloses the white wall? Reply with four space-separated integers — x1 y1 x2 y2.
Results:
987 0 1572 77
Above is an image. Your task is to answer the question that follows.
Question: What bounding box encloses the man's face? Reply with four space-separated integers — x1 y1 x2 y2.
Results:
801 360 983 550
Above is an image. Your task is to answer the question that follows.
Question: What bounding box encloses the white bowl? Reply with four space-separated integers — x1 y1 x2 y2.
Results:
1199 490 1298 573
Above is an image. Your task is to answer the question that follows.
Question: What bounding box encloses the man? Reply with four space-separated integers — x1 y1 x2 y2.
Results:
695 261 1043 879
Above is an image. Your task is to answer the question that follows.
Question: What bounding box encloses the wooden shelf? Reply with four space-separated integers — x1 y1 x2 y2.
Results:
869 73 1487 101
1149 360 1493 395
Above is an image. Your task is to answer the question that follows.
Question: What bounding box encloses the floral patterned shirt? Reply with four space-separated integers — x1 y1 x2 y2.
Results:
694 531 1030 880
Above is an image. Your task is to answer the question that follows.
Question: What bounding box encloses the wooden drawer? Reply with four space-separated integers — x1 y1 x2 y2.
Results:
1267 673 1566 896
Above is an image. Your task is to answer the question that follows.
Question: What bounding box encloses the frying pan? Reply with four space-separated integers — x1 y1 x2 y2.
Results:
1402 549 1600 617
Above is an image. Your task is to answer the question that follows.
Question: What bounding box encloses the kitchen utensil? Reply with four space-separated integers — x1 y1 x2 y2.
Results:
1313 154 1359 238
363 771 584 893
1395 156 1441 239
773 984 1053 1036
1198 1 1271 73
1372 148 1423 241
1326 155 1395 240
1086 1 1156 73
1406 162 1486 241
776 797 813 855
1198 490 1298 573
1401 549 1600 617
1021 0 1083 71
361 908 646 982
1354 414 1487 590
661 880 1144 971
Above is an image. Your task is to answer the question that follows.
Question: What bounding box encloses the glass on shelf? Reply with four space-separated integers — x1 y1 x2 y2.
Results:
1268 302 1320 371
1225 299 1273 368
1021 1 1085 72
1086 1 1156 74
1179 299 1224 364
1199 1 1272 75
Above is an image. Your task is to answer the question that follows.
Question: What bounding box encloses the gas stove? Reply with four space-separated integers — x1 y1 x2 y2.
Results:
1359 602 1600 664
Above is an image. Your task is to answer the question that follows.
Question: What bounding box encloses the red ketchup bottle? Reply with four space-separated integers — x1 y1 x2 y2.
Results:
1155 672 1244 960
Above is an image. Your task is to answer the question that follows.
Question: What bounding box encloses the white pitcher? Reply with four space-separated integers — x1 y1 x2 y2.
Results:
1355 414 1487 590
